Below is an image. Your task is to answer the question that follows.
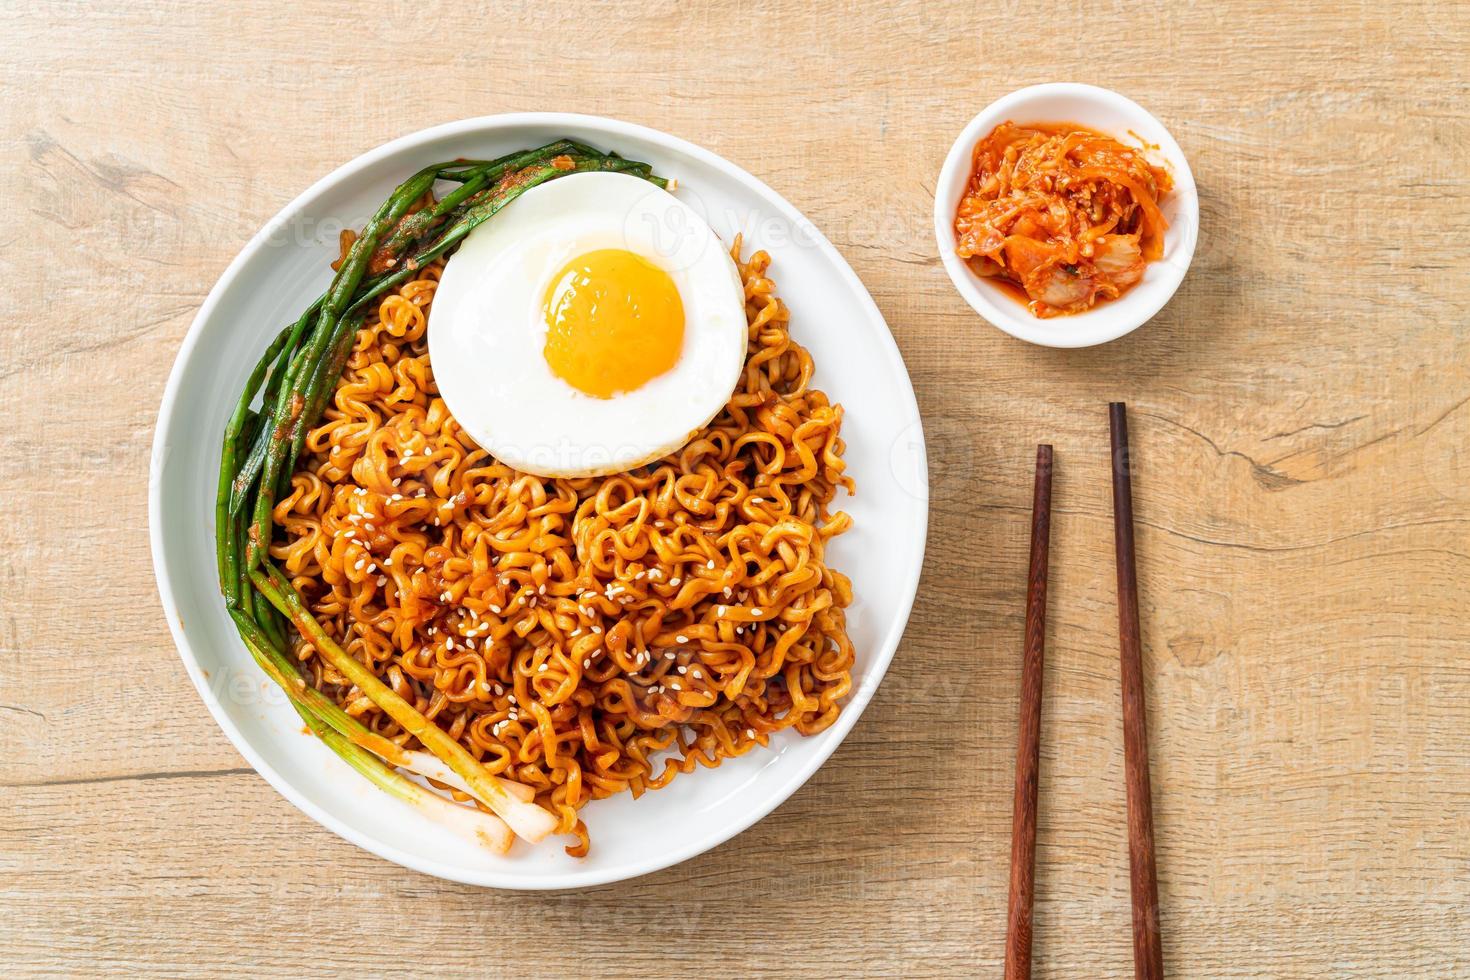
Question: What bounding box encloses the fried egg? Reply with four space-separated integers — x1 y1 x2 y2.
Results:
428 171 746 478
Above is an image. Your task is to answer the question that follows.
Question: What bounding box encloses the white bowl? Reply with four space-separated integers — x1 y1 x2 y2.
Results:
149 113 928 888
933 83 1198 348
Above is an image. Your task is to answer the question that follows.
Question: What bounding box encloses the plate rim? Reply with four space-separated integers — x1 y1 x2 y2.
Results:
148 111 928 889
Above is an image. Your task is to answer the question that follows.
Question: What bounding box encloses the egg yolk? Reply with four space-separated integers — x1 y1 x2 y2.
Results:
542 249 685 399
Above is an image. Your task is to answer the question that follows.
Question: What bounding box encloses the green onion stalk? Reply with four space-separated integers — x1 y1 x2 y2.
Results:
215 140 667 849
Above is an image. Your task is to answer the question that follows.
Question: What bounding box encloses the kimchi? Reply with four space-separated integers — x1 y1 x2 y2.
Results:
954 122 1172 317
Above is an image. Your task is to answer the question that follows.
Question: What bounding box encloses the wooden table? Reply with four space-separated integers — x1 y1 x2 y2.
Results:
4 2 1467 976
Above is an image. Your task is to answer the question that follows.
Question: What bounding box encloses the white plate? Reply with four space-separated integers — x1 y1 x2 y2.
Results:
149 113 928 889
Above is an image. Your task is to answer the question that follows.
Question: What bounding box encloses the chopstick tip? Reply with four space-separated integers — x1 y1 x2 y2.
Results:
1035 443 1054 468
1109 403 1130 441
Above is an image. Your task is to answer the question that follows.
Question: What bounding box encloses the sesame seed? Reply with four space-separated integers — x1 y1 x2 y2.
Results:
676 635 688 643
677 665 687 674
752 608 763 616
706 559 715 569
537 663 548 673
746 728 755 738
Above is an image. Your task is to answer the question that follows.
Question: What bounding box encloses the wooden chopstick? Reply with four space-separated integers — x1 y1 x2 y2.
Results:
1109 403 1164 980
1005 444 1052 980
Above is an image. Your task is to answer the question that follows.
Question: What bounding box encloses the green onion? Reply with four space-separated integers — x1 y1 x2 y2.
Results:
215 140 666 850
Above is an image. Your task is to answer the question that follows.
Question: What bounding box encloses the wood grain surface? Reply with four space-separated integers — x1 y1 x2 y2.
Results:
3 1 1468 976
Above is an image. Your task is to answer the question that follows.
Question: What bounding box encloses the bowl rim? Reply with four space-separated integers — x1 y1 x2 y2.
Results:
148 111 929 889
932 82 1199 349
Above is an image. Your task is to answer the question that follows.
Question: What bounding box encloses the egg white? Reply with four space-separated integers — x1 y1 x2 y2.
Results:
427 171 747 479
